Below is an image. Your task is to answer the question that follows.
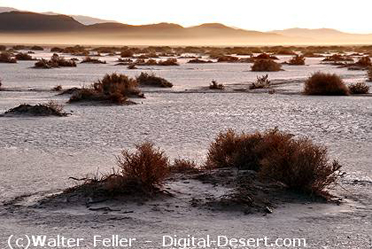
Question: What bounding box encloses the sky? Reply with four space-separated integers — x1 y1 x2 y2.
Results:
0 0 371 33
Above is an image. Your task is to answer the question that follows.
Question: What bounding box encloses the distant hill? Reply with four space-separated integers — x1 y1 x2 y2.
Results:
0 7 18 12
0 11 84 31
1 10 372 45
43 12 117 25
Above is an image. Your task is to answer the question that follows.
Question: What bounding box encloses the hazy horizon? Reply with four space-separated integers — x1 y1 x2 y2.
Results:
1 0 372 34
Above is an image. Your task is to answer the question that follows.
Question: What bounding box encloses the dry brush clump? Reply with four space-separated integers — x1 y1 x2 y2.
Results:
15 52 34 61
3 101 67 117
69 73 144 104
81 56 106 64
303 72 349 95
288 55 305 65
0 52 17 63
209 80 225 90
348 82 370 94
171 158 200 174
136 72 173 88
71 143 170 197
251 59 282 72
249 75 271 90
205 128 342 196
34 55 76 69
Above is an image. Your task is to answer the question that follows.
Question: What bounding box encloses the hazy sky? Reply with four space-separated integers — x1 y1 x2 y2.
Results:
1 0 371 33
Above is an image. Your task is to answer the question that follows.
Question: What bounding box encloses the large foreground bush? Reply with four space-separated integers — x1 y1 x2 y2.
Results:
303 72 349 95
205 128 342 195
251 59 281 72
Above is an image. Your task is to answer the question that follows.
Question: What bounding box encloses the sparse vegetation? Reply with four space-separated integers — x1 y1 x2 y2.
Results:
209 80 225 90
69 73 143 104
136 72 173 88
251 59 282 72
171 158 200 174
249 75 271 89
3 101 67 117
52 85 63 91
288 55 305 65
81 57 106 64
348 82 369 94
368 67 372 81
157 58 179 66
187 58 213 63
30 46 44 51
15 52 34 61
0 52 17 63
34 55 76 69
303 72 349 95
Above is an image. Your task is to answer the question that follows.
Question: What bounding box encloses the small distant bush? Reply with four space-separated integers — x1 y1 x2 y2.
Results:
30 46 44 51
127 64 137 69
348 82 369 94
0 52 17 63
51 47 64 53
322 54 353 62
4 101 67 117
157 58 179 66
81 57 106 64
288 55 305 65
187 58 213 63
0 45 6 51
171 158 200 174
355 56 371 68
12 45 25 50
249 75 271 89
52 85 63 91
303 72 349 96
69 73 143 104
34 55 76 69
120 50 134 58
209 80 224 90
136 72 173 88
15 52 34 61
217 56 240 63
251 59 281 72
117 142 170 191
205 128 342 195
254 53 278 60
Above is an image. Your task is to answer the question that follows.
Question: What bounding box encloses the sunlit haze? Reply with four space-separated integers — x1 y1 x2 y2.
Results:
1 0 372 33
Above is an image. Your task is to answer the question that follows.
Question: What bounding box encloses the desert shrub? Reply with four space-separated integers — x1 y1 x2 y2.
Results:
171 158 200 174
205 128 342 195
0 45 6 51
249 75 271 89
136 72 173 88
69 73 143 104
12 45 25 50
4 101 67 117
81 57 106 64
258 136 342 195
355 56 371 68
303 72 349 95
52 85 62 91
348 82 370 94
254 53 278 60
368 67 372 81
34 55 76 69
187 58 213 63
121 50 134 58
251 59 281 71
51 47 64 53
209 80 225 90
217 56 240 63
0 52 17 63
15 52 34 61
302 52 323 58
144 59 158 65
273 49 296 55
117 142 170 191
157 58 179 66
322 54 353 62
288 55 305 65
30 45 44 51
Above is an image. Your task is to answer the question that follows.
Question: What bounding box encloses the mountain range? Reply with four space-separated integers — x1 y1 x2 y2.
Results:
0 8 371 46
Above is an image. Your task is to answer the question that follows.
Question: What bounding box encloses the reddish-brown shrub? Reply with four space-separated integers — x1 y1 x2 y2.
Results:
303 72 349 95
136 72 173 88
251 59 282 71
117 142 170 191
171 158 200 174
348 82 370 94
288 55 305 65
